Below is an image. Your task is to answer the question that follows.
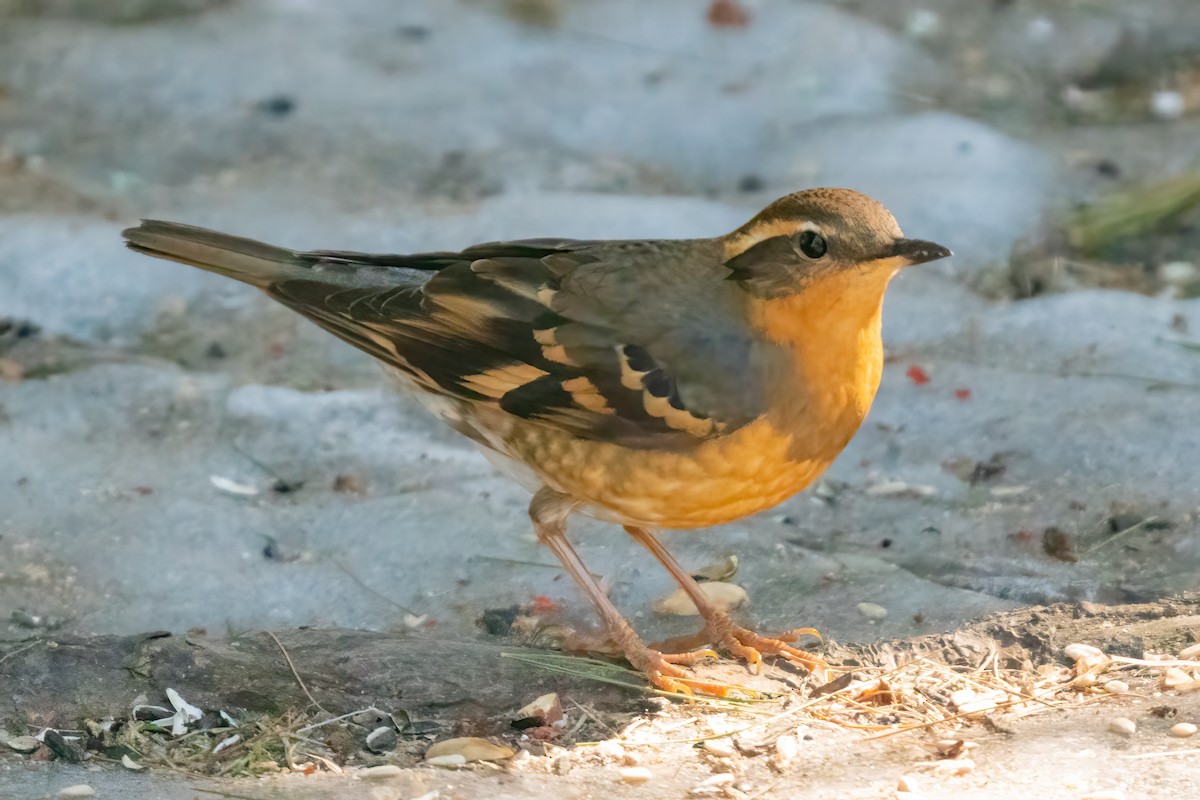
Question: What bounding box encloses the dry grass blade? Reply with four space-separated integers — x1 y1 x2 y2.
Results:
499 651 762 704
264 631 329 715
1069 170 1200 252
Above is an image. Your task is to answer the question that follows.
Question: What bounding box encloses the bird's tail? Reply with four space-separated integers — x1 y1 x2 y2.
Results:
122 220 304 288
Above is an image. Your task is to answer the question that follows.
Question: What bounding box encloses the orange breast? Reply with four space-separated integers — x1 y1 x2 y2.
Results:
499 267 895 529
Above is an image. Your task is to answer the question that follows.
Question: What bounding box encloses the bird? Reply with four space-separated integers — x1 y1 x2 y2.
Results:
123 188 950 695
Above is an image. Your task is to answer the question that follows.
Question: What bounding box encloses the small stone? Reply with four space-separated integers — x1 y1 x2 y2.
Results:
856 602 888 621
772 733 798 771
1026 16 1055 40
896 774 922 794
1108 717 1136 736
1161 261 1197 285
43 730 84 763
702 738 735 758
905 8 940 38
595 739 625 762
366 726 399 753
513 693 563 730
690 773 735 795
121 754 144 770
949 689 976 709
6 735 39 753
57 787 95 798
1170 722 1197 738
358 764 403 780
1102 680 1129 695
1163 667 1196 689
930 758 975 776
1178 643 1200 661
619 766 653 784
1151 90 1185 120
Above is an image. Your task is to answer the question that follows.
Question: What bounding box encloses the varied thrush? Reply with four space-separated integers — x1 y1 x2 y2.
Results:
124 189 950 695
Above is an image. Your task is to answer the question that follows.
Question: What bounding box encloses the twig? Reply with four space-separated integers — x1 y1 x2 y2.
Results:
568 699 620 739
1110 656 1200 669
332 560 420 617
264 631 329 715
0 638 43 666
295 706 384 736
1123 748 1200 759
471 553 604 580
191 789 266 800
1083 516 1160 557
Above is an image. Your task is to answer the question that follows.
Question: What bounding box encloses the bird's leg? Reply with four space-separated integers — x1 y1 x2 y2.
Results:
529 489 728 695
625 525 831 684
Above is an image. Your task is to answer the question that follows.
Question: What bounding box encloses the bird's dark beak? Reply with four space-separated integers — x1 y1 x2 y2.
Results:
888 238 952 265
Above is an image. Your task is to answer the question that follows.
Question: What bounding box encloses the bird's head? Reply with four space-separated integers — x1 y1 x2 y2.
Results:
722 188 950 298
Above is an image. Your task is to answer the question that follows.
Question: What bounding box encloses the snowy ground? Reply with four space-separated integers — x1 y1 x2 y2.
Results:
1 1 1198 797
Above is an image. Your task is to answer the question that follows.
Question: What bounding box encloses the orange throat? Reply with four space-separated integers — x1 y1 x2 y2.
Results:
749 265 897 462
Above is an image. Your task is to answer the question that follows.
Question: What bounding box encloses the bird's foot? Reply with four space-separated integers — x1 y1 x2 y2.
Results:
710 619 831 685
580 622 751 697
626 644 752 697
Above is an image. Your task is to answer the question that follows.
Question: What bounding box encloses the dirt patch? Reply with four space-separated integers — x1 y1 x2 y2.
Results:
3 595 1197 790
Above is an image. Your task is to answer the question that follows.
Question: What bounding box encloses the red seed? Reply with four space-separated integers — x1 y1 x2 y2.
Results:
954 388 972 400
707 0 750 27
906 365 930 385
529 594 560 614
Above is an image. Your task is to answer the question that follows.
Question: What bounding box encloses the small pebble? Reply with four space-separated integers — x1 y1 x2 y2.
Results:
1102 680 1130 695
358 764 403 780
772 733 798 770
1170 722 1197 738
1162 667 1195 688
57 787 95 798
619 766 653 784
690 773 735 795
702 738 735 758
1151 90 1185 120
366 725 399 753
1026 16 1055 40
1178 643 1200 661
896 774 922 794
905 9 940 38
929 758 975 777
596 739 625 762
857 602 888 621
1108 717 1136 736
6 735 39 753
121 754 144 770
1161 261 1197 285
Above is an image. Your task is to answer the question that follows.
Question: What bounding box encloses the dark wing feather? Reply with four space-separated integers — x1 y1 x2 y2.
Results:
267 238 769 449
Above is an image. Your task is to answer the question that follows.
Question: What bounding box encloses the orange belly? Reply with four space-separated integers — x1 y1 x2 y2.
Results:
501 409 857 529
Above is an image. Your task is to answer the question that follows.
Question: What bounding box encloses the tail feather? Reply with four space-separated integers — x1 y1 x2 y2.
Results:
122 220 302 288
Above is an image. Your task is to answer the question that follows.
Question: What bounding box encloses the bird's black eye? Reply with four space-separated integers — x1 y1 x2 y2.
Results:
795 230 827 259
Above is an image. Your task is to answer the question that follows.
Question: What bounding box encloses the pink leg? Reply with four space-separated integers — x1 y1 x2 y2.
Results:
529 489 732 695
625 525 830 684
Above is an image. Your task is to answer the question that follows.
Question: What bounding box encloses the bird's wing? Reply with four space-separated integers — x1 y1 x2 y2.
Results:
268 238 772 449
